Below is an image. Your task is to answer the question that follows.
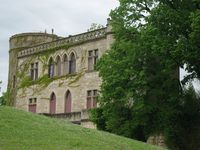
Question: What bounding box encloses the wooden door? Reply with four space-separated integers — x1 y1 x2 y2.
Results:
50 93 56 114
65 91 72 113
29 104 36 113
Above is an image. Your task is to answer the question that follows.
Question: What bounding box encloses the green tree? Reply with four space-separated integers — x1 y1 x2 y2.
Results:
0 92 7 106
165 85 200 150
91 0 200 149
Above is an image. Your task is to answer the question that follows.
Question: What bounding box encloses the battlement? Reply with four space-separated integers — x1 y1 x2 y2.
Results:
17 27 108 58
9 32 59 50
10 32 58 41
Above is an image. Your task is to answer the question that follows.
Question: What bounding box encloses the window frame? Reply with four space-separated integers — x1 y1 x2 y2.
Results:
87 49 99 71
30 62 39 80
86 90 98 109
69 53 76 74
48 58 54 78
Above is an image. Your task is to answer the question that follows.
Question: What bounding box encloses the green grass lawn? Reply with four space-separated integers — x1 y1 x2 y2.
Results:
0 106 165 150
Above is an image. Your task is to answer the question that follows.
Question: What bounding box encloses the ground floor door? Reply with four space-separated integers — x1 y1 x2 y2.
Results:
65 91 72 113
29 104 36 113
50 93 56 114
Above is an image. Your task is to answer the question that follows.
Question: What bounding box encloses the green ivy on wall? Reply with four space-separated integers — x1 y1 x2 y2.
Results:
17 43 87 96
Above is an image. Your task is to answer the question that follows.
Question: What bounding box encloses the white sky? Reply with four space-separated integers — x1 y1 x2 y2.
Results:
0 0 119 96
0 0 199 96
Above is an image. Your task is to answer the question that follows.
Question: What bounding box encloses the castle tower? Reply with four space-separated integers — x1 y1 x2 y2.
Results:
8 32 58 106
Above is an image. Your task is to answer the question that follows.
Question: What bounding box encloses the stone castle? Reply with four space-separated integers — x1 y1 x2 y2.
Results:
8 19 113 128
8 18 167 146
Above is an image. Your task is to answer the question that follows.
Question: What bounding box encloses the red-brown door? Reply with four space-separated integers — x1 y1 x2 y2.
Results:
29 104 36 113
50 93 56 114
87 97 92 109
65 91 72 113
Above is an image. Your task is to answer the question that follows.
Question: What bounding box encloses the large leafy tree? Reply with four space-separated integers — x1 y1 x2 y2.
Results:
91 0 200 149
165 85 200 150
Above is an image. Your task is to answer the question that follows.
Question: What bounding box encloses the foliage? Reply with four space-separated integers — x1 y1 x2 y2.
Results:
0 106 165 150
91 0 200 148
87 23 104 32
16 43 85 96
0 93 6 106
5 89 12 106
89 108 107 131
164 85 200 150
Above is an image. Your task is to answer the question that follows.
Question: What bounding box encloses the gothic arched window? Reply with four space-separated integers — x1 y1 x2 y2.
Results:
56 56 61 76
69 53 76 74
48 57 54 78
63 54 68 75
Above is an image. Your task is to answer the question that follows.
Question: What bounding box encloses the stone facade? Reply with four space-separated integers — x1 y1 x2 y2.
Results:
8 19 113 128
147 134 166 148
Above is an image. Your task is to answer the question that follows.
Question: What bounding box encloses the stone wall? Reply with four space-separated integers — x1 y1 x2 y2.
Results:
8 33 59 106
12 21 113 115
147 134 166 148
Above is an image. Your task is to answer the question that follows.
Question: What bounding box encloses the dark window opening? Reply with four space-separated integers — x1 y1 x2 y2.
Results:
30 63 34 80
13 75 16 88
86 90 98 109
88 49 98 71
69 53 76 74
48 58 54 78
30 62 38 80
56 56 61 76
63 54 68 74
35 62 38 80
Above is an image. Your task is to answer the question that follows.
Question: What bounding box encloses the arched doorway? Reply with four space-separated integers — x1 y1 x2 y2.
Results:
65 90 72 113
50 92 56 114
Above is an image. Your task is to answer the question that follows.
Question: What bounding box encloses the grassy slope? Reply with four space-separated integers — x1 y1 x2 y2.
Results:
0 106 165 150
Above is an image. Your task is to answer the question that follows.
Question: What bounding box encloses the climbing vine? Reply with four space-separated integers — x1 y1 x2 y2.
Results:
17 43 87 96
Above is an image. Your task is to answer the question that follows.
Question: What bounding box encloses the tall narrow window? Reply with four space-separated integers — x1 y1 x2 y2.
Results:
93 90 97 107
56 56 61 76
30 62 39 80
48 58 54 78
87 90 92 109
86 90 98 109
88 50 93 71
35 62 38 80
13 75 16 88
30 63 34 80
63 54 68 75
88 49 98 71
94 49 98 65
69 53 76 74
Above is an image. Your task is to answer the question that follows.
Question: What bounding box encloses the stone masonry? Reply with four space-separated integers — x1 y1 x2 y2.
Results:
8 19 114 128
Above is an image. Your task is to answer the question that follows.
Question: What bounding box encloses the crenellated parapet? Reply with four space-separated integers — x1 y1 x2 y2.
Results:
18 28 107 58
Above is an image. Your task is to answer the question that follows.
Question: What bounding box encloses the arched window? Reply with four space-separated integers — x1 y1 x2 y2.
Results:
69 53 76 74
56 56 61 76
50 92 56 114
48 57 54 78
63 54 68 75
64 90 72 113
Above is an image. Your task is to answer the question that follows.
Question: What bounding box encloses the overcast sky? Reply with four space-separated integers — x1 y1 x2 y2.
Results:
0 0 119 96
0 0 199 96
